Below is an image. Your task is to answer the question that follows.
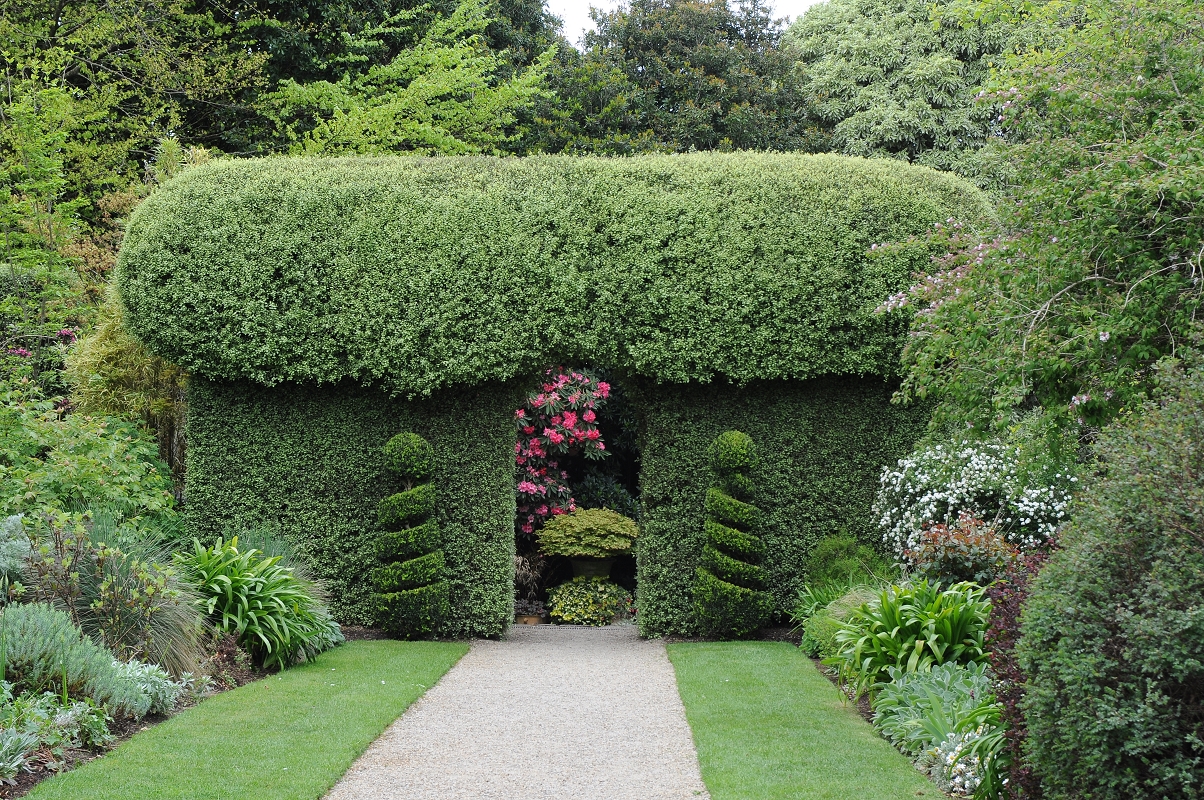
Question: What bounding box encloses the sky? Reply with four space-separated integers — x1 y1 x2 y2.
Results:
546 0 828 46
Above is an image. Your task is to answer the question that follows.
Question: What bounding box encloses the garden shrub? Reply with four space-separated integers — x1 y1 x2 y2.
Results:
23 510 208 677
875 416 1078 557
0 602 148 717
806 532 892 584
636 377 930 636
795 583 881 659
184 378 519 635
177 537 344 669
536 508 637 558
905 513 1019 586
111 659 184 716
0 515 28 582
373 433 449 639
830 579 990 697
547 576 631 626
0 385 174 519
872 661 1002 796
693 431 773 638
0 727 39 782
1018 356 1204 800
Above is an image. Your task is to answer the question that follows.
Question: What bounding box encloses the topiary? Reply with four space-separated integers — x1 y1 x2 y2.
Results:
373 433 449 639
694 431 773 638
536 508 638 559
1017 355 1204 800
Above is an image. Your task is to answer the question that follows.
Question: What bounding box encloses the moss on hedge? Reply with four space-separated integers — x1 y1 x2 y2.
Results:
117 153 990 396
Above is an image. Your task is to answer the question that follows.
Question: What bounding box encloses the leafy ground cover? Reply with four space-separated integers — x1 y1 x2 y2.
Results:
668 642 935 800
24 640 467 800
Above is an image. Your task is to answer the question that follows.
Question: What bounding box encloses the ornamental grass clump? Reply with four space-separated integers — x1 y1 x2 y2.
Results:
373 433 449 639
694 431 772 638
536 508 638 558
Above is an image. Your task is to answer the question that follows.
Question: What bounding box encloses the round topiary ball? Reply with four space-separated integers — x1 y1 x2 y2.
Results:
383 433 435 481
708 430 758 476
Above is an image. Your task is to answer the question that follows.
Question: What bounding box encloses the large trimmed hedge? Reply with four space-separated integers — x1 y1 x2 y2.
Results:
185 377 519 636
634 377 929 636
117 153 990 396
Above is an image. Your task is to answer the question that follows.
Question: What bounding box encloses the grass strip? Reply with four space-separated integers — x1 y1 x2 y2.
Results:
27 640 468 800
667 642 936 800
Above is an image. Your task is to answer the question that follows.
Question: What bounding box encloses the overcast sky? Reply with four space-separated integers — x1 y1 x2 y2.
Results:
547 0 828 46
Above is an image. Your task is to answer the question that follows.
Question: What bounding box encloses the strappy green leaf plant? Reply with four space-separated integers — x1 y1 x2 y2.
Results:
826 579 990 698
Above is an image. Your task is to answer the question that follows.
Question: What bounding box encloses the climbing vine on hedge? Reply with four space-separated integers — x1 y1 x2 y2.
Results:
373 433 449 639
694 430 773 638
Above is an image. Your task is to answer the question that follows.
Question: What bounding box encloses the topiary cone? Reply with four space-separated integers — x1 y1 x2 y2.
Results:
694 430 773 637
372 433 449 639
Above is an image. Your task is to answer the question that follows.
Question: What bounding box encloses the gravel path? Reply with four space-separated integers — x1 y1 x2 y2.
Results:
325 625 711 800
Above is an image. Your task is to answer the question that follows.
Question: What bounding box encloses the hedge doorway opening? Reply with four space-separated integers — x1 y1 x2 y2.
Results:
513 367 642 621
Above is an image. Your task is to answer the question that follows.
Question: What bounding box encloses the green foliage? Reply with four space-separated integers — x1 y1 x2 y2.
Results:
117 153 990 397
795 583 882 659
0 685 114 764
536 508 638 558
63 286 188 480
805 533 890 584
0 515 30 581
637 378 930 636
378 484 438 528
0 386 174 519
382 433 436 482
109 660 183 716
184 378 519 636
1018 355 1204 800
546 576 631 627
263 0 553 156
176 537 343 670
871 661 1003 795
373 550 446 591
829 579 991 698
0 602 147 717
891 0 1204 432
529 0 820 154
695 431 772 639
373 432 448 639
786 0 1010 189
376 521 441 562
22 510 207 677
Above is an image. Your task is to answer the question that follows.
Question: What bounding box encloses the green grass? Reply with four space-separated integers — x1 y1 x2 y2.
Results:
667 642 937 800
27 640 468 800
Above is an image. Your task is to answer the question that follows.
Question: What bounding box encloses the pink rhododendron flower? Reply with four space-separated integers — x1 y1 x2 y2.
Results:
583 410 596 423
536 505 549 516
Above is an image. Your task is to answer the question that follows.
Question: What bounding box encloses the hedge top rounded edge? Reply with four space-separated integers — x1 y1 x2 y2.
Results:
116 152 993 396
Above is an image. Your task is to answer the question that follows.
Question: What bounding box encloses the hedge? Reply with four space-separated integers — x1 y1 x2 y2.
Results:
1017 357 1204 799
117 153 991 397
185 377 520 636
634 376 929 636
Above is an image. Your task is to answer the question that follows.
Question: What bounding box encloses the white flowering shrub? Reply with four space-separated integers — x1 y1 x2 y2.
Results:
874 423 1078 556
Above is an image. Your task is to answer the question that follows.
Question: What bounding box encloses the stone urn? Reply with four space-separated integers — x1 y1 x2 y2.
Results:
514 614 546 625
570 557 616 579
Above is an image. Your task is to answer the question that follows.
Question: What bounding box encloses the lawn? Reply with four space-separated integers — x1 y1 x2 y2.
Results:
668 642 936 800
26 640 468 800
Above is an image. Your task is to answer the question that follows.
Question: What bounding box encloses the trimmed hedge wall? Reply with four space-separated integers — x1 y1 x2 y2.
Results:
634 376 929 637
185 377 520 637
117 153 991 397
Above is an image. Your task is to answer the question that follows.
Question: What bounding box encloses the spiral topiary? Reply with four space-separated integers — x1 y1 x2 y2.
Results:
373 433 448 639
694 430 773 637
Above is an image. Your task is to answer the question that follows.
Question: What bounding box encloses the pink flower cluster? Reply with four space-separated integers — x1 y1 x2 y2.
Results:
514 367 611 534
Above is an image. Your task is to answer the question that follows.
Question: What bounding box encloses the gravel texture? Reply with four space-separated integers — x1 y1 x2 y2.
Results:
325 625 711 800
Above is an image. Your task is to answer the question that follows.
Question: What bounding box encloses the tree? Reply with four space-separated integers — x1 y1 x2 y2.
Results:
882 0 1204 433
785 0 1012 188
263 0 553 155
524 0 820 154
